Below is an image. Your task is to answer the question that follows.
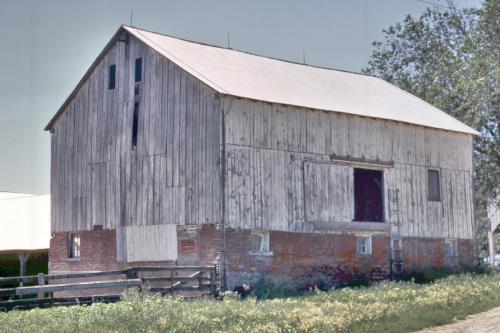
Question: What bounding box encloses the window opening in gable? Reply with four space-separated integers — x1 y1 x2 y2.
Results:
108 64 116 90
135 57 142 82
132 102 139 148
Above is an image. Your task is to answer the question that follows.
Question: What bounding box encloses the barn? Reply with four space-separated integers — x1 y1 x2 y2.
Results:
45 26 478 289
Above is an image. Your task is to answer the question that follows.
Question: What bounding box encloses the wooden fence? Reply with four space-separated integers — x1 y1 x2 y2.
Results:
0 265 217 311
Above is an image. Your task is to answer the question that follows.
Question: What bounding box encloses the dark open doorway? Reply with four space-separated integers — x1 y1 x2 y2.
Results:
354 168 384 222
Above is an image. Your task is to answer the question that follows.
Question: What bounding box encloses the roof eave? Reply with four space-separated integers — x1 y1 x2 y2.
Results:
44 26 128 131
44 25 481 138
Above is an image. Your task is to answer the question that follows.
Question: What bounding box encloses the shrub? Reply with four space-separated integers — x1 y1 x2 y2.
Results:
252 265 374 299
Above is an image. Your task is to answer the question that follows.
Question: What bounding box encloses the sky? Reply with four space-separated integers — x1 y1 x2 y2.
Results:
0 0 481 194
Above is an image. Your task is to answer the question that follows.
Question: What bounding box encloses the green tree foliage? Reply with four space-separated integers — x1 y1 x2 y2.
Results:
363 0 499 255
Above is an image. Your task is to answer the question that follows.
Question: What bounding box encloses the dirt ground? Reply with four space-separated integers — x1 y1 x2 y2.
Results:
415 306 500 333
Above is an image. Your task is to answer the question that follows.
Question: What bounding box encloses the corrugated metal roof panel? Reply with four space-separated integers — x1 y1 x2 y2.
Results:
124 26 478 135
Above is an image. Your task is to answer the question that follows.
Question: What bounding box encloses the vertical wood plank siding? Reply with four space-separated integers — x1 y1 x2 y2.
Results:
224 98 474 239
116 224 178 262
50 34 474 241
51 35 221 232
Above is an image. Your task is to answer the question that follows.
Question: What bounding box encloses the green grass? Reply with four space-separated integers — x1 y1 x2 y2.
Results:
2 274 500 333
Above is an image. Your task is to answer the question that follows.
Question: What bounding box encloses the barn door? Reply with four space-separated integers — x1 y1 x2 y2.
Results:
116 224 178 262
303 161 354 223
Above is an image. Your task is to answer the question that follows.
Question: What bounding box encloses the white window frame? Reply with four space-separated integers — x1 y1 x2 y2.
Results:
249 230 272 256
444 239 458 258
68 233 81 260
356 235 372 256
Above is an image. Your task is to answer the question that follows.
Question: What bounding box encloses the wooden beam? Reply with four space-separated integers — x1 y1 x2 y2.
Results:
130 266 215 272
49 270 126 280
142 276 210 282
15 279 142 296
489 231 496 266
0 287 16 297
37 273 45 299
313 221 391 232
17 252 30 287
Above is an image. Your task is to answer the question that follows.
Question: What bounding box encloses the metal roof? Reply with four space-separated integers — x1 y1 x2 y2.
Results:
0 193 50 252
46 26 479 135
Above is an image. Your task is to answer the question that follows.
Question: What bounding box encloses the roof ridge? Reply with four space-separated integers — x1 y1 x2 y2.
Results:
122 25 372 78
132 28 229 94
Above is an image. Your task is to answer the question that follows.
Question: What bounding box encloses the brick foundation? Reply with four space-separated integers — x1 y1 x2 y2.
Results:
49 225 476 291
224 229 390 288
49 229 125 273
49 226 222 274
402 237 476 271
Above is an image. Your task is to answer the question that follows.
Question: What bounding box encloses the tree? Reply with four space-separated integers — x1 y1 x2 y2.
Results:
363 0 499 255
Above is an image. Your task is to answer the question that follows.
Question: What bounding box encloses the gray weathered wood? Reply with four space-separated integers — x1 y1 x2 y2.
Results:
15 279 142 296
49 30 475 265
51 35 221 236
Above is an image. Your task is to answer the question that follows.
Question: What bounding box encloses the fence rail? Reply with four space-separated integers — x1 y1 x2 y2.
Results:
0 265 217 311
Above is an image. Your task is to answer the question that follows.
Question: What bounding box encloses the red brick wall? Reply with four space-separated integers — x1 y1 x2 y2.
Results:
458 239 476 267
403 237 446 271
49 226 477 291
402 237 476 271
49 230 179 274
49 226 222 271
49 229 125 273
176 225 222 266
223 229 391 288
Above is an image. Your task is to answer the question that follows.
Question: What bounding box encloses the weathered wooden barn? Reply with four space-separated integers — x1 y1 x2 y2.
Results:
46 26 479 288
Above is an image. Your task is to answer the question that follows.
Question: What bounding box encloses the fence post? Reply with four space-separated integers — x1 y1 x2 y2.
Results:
17 252 29 287
170 268 174 295
126 268 141 293
126 268 138 279
197 271 203 291
210 266 216 296
37 273 45 299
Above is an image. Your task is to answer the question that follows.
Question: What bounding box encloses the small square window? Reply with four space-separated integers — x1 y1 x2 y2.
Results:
391 238 402 251
444 239 458 258
428 169 441 201
69 233 80 259
108 64 116 90
249 230 271 255
357 236 372 256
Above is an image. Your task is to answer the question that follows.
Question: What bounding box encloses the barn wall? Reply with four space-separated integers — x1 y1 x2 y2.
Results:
50 33 222 232
224 97 475 239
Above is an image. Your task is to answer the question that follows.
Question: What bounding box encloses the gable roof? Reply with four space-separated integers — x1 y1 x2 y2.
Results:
45 25 479 135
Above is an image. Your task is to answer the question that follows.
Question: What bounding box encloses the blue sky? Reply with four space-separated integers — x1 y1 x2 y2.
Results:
0 0 481 194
